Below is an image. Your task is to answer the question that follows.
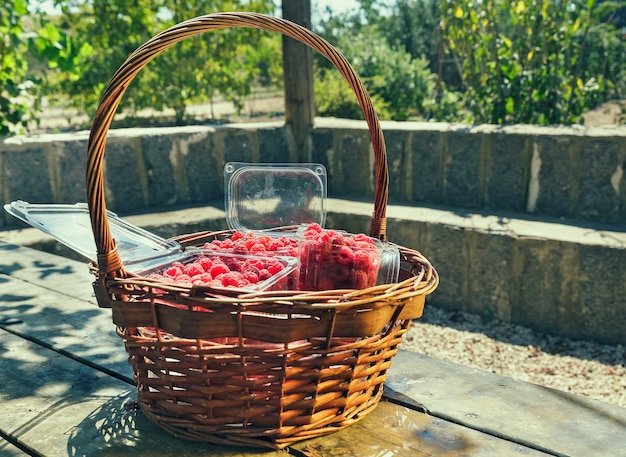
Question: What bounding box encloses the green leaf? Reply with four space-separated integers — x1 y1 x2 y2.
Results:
13 0 28 15
505 97 514 114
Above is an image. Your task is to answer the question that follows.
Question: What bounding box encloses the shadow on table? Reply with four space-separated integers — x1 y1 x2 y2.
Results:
66 390 274 457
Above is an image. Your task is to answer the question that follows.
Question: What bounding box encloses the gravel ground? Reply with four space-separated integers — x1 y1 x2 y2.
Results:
400 305 626 409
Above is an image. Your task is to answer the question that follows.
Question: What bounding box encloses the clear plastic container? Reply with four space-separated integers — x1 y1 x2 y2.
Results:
141 249 299 292
224 162 327 232
296 224 400 291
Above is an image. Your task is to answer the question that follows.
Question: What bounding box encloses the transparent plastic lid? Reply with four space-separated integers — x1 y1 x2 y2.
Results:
4 201 182 272
224 162 327 232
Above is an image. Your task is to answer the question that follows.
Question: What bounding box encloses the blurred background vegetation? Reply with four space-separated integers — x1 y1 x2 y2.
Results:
1 0 625 136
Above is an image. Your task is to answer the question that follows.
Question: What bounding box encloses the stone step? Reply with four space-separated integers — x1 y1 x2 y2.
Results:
1 198 624 345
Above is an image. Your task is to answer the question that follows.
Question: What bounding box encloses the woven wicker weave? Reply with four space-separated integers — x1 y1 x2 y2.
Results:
85 12 438 449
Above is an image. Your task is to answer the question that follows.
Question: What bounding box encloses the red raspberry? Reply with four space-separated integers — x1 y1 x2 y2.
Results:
221 257 236 269
322 263 350 282
232 241 249 254
175 274 192 284
249 243 267 254
221 271 247 287
192 273 213 286
354 250 377 270
354 240 377 251
231 231 245 241
305 223 323 234
197 256 213 272
243 270 260 284
183 262 204 277
245 258 265 270
258 268 271 281
282 246 298 257
163 265 182 279
353 270 370 289
336 246 355 265
329 231 345 245
204 240 224 250
267 238 284 252
210 263 230 277
266 259 284 275
318 276 336 290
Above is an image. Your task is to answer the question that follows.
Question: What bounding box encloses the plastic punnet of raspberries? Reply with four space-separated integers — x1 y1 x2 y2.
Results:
150 252 290 291
298 223 380 291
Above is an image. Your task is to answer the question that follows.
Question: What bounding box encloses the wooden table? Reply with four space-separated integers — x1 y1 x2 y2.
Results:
1 240 625 457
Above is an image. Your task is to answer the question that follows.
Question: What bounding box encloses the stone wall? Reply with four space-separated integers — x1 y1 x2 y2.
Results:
1 119 625 228
2 119 624 345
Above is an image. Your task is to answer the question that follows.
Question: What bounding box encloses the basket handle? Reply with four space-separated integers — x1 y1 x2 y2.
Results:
86 12 389 277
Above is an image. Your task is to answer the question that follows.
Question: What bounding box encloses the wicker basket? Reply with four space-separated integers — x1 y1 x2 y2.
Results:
86 12 438 449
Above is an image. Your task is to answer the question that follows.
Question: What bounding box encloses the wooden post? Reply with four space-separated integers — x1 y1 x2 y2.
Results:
282 0 314 162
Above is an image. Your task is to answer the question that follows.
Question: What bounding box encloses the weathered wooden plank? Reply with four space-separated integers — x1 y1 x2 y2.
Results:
0 241 95 302
290 400 550 457
385 350 626 457
0 438 29 456
0 331 288 457
0 267 133 380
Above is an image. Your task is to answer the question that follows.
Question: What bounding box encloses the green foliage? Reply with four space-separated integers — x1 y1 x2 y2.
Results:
441 0 621 125
315 19 440 121
0 0 76 135
379 0 442 72
0 0 28 135
50 0 279 123
315 68 392 120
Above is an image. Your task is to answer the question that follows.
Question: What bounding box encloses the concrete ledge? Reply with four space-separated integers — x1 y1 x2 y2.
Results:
2 198 624 345
1 120 625 228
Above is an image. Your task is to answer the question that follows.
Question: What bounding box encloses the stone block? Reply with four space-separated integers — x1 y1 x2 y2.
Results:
179 132 221 203
421 223 467 311
2 147 53 205
512 240 581 339
223 131 254 164
140 135 178 208
336 132 374 198
486 133 529 212
386 218 428 254
311 129 333 167
104 141 146 214
577 245 626 345
258 126 290 163
443 130 483 208
532 135 576 219
410 130 442 204
578 139 623 224
383 130 406 201
57 140 88 203
466 230 515 321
